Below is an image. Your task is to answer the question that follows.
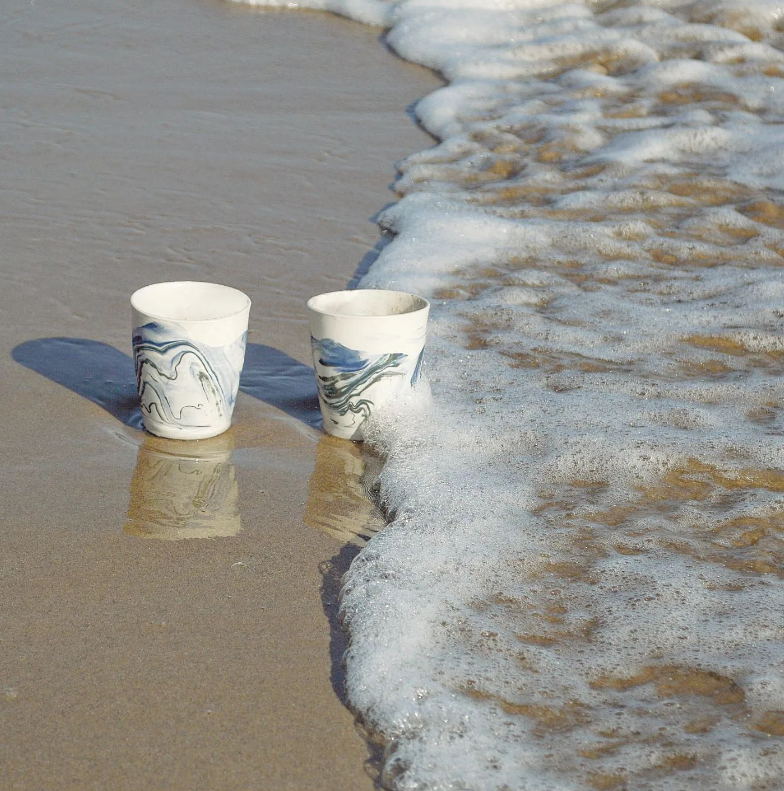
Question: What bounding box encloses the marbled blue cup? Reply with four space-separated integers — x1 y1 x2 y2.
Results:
307 289 429 441
131 281 251 440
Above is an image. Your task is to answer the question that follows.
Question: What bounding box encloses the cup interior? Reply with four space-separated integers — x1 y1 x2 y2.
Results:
307 289 428 318
131 281 250 323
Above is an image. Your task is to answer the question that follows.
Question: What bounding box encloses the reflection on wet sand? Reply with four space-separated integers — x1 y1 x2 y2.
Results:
305 435 385 546
125 433 240 540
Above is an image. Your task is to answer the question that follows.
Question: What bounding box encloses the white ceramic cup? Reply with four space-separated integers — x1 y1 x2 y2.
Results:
307 289 429 441
131 281 251 440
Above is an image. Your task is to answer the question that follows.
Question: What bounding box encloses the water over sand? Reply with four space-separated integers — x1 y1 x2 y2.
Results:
0 0 441 787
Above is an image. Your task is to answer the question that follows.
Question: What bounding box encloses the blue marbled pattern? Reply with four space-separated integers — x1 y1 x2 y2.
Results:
132 321 247 430
311 336 420 430
411 347 425 386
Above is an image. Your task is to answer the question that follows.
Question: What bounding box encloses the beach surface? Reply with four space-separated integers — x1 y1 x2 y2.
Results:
0 1 441 788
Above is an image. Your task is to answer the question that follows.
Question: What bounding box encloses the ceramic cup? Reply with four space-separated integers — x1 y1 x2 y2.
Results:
131 281 251 440
307 289 429 441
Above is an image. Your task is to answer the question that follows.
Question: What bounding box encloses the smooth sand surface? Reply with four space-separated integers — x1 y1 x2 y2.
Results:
0 1 441 788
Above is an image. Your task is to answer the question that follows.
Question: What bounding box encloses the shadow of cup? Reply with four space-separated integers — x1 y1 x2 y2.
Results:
124 432 241 540
12 337 320 431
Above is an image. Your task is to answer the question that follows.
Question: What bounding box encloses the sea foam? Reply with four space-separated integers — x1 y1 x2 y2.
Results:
233 0 784 788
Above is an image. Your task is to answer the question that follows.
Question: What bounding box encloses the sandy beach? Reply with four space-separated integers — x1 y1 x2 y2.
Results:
0 1 441 788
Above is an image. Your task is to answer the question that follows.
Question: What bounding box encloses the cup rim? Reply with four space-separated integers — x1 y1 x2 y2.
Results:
131 281 251 324
307 289 429 319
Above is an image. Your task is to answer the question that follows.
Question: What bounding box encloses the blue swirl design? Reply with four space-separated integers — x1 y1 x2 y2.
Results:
311 337 416 428
411 347 424 386
133 322 246 429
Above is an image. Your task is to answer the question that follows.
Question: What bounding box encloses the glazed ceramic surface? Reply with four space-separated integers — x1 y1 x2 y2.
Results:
131 281 250 440
307 289 429 441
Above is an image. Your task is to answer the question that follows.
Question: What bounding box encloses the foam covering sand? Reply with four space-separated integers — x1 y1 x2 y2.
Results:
237 1 784 788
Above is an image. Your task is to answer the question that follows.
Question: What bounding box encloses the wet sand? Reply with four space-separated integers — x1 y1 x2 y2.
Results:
0 1 441 788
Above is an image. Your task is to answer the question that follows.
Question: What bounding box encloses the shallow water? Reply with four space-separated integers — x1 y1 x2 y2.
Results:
0 0 440 787
239 0 784 788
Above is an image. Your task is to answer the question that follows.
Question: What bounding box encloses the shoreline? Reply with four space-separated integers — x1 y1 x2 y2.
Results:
0 1 441 788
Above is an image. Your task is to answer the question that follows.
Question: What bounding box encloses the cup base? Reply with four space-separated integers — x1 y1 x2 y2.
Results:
141 419 232 441
321 420 365 442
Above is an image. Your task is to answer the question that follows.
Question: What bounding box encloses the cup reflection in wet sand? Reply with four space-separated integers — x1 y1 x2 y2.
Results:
124 432 240 540
304 434 385 546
